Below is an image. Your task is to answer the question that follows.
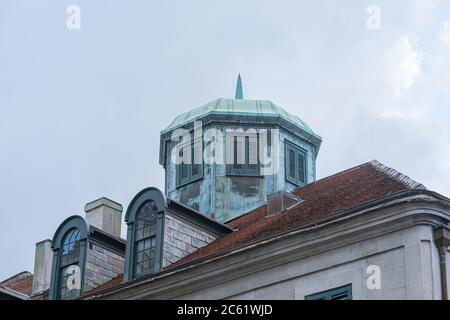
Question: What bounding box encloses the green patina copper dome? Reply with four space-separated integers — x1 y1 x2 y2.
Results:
161 75 321 143
162 98 320 139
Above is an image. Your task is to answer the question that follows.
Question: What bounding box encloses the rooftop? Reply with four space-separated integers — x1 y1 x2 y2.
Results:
0 271 33 298
169 160 427 267
162 98 320 139
82 160 450 298
161 75 320 139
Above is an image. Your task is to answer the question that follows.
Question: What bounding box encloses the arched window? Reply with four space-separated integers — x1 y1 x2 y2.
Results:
59 228 81 299
124 187 165 281
134 201 159 276
49 215 88 300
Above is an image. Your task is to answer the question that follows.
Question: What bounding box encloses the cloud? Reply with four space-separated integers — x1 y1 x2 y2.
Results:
318 107 450 197
439 21 450 50
390 36 423 97
413 0 439 26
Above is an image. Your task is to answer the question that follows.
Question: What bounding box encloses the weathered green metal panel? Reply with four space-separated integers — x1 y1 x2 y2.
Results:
235 74 244 99
161 98 321 140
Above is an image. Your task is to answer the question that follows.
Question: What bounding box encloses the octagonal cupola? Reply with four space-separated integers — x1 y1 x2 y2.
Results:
159 75 321 223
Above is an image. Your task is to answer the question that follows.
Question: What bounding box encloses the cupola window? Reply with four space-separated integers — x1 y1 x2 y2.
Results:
176 136 203 187
226 132 260 176
285 141 307 186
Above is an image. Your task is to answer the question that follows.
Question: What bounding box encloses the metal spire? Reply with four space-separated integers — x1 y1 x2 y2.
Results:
235 74 244 99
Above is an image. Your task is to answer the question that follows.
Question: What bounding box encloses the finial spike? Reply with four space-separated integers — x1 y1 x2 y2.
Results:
235 74 244 99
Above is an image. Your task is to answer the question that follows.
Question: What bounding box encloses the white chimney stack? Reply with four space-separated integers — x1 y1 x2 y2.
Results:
84 197 123 238
31 239 53 295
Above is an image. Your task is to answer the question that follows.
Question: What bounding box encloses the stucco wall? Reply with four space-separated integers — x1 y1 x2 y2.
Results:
172 225 441 300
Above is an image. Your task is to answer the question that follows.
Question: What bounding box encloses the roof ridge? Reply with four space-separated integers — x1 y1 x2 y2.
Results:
368 160 426 190
0 271 32 285
291 161 375 194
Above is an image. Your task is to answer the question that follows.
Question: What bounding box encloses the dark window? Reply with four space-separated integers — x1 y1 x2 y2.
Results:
134 201 159 277
285 142 307 186
227 134 260 176
305 284 352 300
176 138 203 187
59 228 81 300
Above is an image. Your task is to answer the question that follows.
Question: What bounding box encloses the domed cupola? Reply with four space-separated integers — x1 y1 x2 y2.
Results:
159 75 321 222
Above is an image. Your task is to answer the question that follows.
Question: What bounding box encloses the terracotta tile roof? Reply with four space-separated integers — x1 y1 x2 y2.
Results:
81 160 427 297
169 160 425 267
1 272 33 297
80 274 124 298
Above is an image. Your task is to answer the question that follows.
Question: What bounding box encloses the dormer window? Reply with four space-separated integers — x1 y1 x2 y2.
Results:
124 188 165 281
59 228 81 299
49 210 125 300
49 216 89 300
134 201 159 277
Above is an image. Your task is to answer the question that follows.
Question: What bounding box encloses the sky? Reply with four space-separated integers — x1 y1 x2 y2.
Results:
0 0 450 280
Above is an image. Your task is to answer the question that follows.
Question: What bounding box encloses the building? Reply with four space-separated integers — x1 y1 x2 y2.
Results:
160 74 322 222
3 76 450 300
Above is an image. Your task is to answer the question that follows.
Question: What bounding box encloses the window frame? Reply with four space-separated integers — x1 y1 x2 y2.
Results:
133 201 160 278
285 141 307 187
124 187 165 282
226 132 261 177
176 136 204 188
49 215 89 300
58 228 81 300
305 284 353 300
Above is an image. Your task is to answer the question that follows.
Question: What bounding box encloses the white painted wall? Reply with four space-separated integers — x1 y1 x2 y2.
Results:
174 225 441 300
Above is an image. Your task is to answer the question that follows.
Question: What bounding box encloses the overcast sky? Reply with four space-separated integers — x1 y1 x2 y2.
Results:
1 0 450 280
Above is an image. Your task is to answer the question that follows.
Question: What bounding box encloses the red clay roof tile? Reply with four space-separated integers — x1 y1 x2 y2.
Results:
81 160 425 297
169 160 423 267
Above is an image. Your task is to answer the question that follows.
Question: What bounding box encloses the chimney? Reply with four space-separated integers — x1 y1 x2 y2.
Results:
31 239 53 295
84 197 123 238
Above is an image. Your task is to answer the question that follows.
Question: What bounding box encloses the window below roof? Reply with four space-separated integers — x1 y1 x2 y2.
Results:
59 228 81 300
226 133 260 177
176 137 203 188
134 201 159 277
285 141 307 187
124 188 165 282
305 284 352 300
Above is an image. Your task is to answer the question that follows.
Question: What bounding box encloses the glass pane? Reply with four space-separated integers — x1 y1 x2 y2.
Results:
136 263 143 275
136 229 144 240
181 163 189 179
59 264 80 300
136 219 144 230
289 149 296 179
143 250 151 261
137 240 145 252
144 239 151 250
143 226 151 238
233 137 238 165
247 136 258 165
192 164 200 177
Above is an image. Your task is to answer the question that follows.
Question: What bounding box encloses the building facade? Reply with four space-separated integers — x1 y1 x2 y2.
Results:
2 77 450 300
